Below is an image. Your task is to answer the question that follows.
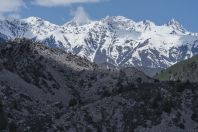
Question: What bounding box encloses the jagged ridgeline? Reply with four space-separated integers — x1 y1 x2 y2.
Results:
1 17 198 77
0 39 198 132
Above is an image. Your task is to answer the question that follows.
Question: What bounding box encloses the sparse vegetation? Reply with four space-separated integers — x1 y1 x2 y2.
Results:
0 100 8 131
9 121 17 132
156 55 198 82
0 39 197 131
136 77 142 83
69 99 78 107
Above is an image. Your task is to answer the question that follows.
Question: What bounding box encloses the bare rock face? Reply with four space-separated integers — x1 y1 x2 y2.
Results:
1 17 198 76
0 39 198 132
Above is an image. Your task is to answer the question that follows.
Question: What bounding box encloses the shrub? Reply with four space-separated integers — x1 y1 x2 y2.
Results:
178 123 185 129
186 79 190 84
9 121 17 132
154 79 160 83
102 90 111 97
0 100 2 111
69 99 78 107
162 99 173 113
0 113 8 130
88 82 92 88
191 113 198 122
176 79 181 83
78 80 84 86
136 77 142 84
90 75 97 81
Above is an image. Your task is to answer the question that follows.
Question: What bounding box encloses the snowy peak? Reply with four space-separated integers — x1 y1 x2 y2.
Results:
24 16 43 22
23 16 45 25
141 20 156 26
0 16 198 76
23 16 56 27
167 18 186 33
167 18 181 26
98 16 138 32
136 20 156 31
102 16 134 23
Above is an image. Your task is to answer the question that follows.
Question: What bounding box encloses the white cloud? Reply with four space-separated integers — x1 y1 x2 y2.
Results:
71 6 90 25
0 0 25 18
0 0 105 19
33 0 101 7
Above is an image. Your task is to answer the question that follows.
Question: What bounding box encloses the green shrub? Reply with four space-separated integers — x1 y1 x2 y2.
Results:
78 80 85 86
163 99 173 113
0 100 2 111
185 79 190 85
9 121 17 132
102 90 111 97
0 113 8 130
136 77 142 84
69 99 78 107
154 79 160 83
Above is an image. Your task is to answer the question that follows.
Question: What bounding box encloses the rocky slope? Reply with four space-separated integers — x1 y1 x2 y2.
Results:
0 39 198 132
156 55 198 82
0 17 198 76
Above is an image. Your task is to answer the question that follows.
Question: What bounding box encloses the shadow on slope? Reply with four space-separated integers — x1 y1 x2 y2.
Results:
0 39 197 132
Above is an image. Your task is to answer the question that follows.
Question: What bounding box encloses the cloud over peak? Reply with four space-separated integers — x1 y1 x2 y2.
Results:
33 0 101 7
71 6 90 25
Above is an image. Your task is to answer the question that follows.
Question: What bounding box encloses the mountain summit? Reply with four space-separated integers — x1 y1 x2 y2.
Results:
167 18 186 33
0 16 198 76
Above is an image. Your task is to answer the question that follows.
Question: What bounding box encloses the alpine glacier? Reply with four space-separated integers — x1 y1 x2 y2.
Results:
0 16 198 75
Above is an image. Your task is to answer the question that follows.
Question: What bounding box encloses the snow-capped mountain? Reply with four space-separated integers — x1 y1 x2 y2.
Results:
0 16 198 75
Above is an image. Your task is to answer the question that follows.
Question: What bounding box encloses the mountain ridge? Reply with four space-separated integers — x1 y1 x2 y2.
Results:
1 16 198 76
156 55 198 82
0 39 198 131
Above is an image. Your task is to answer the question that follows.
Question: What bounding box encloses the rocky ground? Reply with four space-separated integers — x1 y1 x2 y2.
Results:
0 39 197 132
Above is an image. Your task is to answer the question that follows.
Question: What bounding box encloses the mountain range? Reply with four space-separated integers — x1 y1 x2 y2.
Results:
0 39 198 132
1 16 198 76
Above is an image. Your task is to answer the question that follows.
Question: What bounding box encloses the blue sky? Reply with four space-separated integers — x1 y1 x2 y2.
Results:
1 0 197 32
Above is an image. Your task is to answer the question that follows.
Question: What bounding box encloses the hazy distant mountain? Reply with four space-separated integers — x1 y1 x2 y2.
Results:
0 39 198 132
156 55 198 82
0 16 198 76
